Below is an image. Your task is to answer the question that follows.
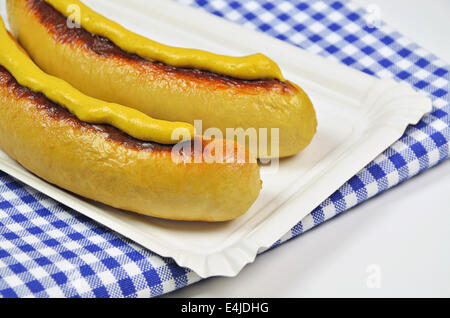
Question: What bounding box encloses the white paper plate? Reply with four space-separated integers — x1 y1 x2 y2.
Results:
0 0 431 278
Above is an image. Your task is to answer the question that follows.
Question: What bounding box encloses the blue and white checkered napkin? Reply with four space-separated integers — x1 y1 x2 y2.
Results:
0 0 449 298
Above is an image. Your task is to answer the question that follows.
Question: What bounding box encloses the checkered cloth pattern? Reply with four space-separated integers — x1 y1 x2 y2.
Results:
0 0 449 298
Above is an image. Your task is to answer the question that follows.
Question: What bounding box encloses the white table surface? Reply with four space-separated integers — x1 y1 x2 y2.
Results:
166 0 450 298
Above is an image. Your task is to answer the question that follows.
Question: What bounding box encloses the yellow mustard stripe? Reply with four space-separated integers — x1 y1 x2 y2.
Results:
44 0 285 81
0 18 194 144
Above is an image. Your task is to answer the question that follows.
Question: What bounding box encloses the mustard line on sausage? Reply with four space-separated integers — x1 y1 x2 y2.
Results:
43 0 285 81
0 17 195 144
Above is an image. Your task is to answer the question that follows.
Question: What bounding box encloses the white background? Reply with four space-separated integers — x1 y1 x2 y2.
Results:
166 0 450 298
